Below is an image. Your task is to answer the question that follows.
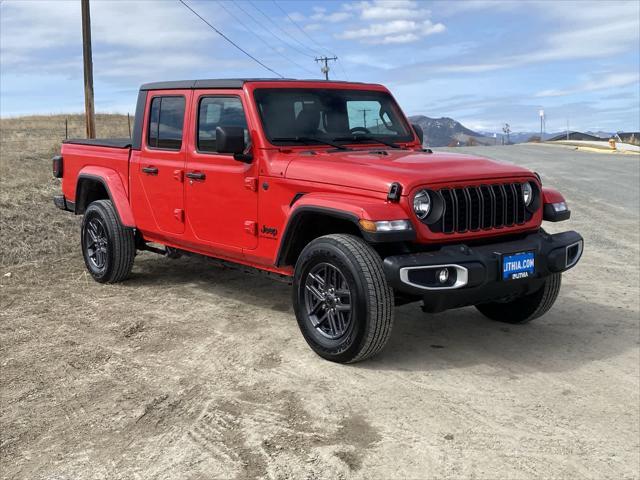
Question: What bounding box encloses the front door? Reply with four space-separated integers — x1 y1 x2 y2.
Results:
185 92 258 250
136 92 190 235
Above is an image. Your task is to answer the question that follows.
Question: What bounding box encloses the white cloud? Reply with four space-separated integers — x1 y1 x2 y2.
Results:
434 0 521 16
355 0 430 20
288 5 352 23
338 19 445 44
536 73 640 98
311 11 352 22
337 0 444 44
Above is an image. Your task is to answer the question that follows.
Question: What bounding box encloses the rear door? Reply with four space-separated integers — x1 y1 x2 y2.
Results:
184 91 258 250
135 91 190 235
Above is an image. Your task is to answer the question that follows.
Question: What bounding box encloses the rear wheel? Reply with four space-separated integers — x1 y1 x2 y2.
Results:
292 234 393 363
475 273 562 324
81 199 135 283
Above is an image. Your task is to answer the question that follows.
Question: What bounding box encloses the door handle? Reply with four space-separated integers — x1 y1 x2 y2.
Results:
142 166 158 175
186 171 206 180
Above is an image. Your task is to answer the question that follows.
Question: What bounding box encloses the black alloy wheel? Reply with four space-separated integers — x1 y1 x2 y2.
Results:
84 217 109 273
304 262 353 340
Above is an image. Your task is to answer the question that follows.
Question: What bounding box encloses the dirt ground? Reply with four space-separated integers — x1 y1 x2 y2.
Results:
1 117 639 480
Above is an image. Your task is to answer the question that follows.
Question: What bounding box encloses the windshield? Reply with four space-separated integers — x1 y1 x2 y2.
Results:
253 88 414 146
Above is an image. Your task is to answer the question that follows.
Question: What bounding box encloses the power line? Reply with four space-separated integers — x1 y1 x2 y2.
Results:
271 0 349 81
246 0 316 58
177 0 283 78
233 1 314 61
271 0 327 56
335 59 350 81
215 0 315 76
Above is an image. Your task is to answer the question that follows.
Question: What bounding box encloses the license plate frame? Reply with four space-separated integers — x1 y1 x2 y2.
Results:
501 250 536 281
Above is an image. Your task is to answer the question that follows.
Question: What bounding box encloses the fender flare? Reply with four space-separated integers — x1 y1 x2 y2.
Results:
541 187 570 222
542 187 565 205
275 192 414 267
75 167 135 227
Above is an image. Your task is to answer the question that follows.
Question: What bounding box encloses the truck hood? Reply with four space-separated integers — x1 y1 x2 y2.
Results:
284 149 535 193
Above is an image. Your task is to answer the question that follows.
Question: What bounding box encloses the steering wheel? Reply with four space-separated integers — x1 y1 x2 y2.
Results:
349 127 371 135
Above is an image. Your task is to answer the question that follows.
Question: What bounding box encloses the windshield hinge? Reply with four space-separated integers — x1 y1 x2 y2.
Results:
244 177 258 192
387 182 402 202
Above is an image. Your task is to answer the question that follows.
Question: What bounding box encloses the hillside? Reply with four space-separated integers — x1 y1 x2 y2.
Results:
407 115 488 147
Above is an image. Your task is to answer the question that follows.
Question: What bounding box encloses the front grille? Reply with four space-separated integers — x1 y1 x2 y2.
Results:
431 183 531 234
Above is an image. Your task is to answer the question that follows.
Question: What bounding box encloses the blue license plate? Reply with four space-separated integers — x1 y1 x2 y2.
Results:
502 251 535 280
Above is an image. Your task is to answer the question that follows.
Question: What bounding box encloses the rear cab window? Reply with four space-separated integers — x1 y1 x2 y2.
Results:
147 96 186 150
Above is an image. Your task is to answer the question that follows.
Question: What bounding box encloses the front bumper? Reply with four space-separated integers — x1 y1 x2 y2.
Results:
383 230 583 312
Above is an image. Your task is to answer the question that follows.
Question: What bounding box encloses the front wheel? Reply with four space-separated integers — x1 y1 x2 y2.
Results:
475 273 562 324
292 234 394 363
81 199 135 283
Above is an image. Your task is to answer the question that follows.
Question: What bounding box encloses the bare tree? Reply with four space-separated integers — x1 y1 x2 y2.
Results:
502 123 511 145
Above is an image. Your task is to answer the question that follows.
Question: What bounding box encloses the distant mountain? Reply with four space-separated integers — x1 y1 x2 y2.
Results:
408 115 489 147
586 131 613 139
406 116 615 147
477 130 613 144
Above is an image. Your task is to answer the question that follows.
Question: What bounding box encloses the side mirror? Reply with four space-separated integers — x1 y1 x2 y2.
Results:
411 123 424 145
216 126 252 162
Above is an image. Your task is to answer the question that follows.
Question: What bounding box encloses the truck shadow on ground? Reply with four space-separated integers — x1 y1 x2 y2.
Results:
131 254 638 375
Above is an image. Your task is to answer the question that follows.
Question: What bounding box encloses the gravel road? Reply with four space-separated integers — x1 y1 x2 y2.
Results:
1 143 639 479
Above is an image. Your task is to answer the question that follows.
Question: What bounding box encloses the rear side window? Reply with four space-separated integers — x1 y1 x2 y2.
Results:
147 96 185 150
198 96 248 152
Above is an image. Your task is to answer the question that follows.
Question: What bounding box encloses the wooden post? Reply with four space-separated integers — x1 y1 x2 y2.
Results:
81 0 96 139
127 113 131 138
65 118 68 139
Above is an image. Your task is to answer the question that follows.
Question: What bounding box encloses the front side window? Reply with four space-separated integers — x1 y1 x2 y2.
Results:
253 88 413 145
147 96 185 150
198 96 248 152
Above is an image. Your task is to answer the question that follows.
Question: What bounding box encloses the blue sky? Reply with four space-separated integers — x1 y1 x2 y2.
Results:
1 0 638 133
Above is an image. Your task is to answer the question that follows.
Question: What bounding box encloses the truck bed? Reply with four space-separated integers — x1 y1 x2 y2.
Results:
60 140 132 207
62 138 132 149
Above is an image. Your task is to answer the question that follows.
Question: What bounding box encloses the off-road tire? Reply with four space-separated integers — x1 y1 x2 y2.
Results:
292 234 394 363
475 273 562 324
81 199 135 283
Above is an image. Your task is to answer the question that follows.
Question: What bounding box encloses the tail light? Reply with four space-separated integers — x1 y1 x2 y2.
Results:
52 155 63 178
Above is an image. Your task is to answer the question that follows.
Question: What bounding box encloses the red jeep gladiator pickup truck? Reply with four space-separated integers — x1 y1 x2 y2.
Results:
53 78 583 363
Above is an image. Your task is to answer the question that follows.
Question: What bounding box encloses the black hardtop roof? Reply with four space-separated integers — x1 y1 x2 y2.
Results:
139 78 379 91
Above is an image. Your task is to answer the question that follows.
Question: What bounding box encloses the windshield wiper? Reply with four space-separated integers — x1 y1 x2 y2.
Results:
333 135 403 149
271 136 350 150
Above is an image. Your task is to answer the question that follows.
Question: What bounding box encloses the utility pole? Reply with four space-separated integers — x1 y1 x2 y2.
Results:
315 56 337 80
81 0 96 138
359 108 372 128
539 109 545 142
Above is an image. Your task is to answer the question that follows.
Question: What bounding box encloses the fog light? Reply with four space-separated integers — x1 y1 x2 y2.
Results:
438 268 449 284
552 201 568 212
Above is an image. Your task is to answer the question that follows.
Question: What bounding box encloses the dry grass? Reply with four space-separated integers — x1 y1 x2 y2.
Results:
0 114 130 267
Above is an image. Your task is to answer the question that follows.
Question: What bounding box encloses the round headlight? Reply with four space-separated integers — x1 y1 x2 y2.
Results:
522 182 533 207
413 190 431 219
